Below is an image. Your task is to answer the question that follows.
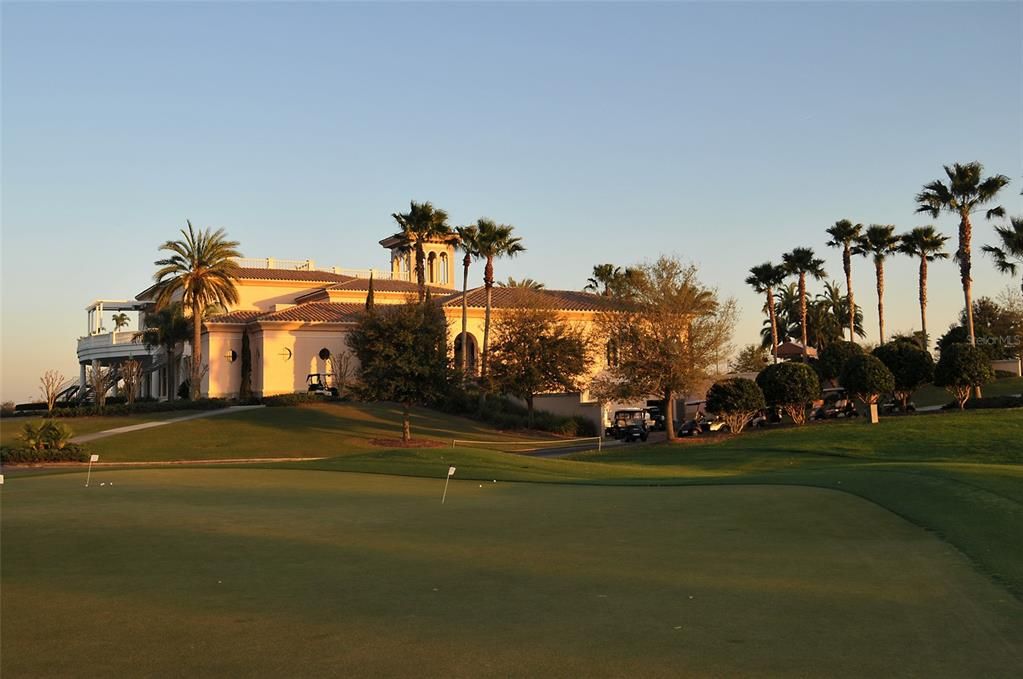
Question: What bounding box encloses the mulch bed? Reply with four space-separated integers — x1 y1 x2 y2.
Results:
369 438 445 448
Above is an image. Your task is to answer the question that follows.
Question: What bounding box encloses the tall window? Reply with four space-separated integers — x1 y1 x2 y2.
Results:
439 253 449 284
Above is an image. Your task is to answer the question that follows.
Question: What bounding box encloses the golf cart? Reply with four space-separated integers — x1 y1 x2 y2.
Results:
306 373 339 397
605 408 651 442
814 388 859 420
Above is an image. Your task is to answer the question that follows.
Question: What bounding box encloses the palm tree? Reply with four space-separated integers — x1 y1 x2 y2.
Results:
585 264 621 295
136 302 192 401
745 262 787 363
112 312 130 332
815 281 865 341
454 224 480 380
915 162 1010 346
852 224 900 345
781 247 827 359
391 201 452 302
982 216 1023 294
825 219 863 342
899 226 950 350
152 221 241 400
498 277 544 289
475 219 525 395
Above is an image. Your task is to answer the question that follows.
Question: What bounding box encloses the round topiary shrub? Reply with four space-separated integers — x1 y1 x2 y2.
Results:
839 354 895 406
817 341 865 382
934 343 994 409
706 378 766 433
872 340 934 410
755 362 821 425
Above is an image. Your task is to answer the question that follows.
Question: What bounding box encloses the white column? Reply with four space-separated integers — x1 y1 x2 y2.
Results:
79 363 87 390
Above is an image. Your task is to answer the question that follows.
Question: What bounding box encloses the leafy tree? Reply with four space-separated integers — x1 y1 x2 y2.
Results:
937 324 1000 361
729 344 770 373
474 219 525 398
755 362 820 425
137 302 192 401
915 162 1010 346
152 221 242 400
898 226 950 350
852 224 900 344
112 312 130 332
347 300 449 442
983 216 1023 294
781 247 827 359
840 354 895 407
454 224 480 380
934 343 994 409
705 378 766 433
745 262 787 363
489 296 592 427
391 201 452 302
872 341 934 410
825 219 863 342
817 340 864 382
595 258 736 439
947 296 1023 359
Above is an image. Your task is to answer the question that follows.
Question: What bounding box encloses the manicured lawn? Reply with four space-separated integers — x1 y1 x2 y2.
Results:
82 402 557 462
0 412 186 448
4 469 1022 677
913 375 1023 408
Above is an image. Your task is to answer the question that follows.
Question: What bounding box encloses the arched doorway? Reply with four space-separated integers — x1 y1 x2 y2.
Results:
453 333 479 376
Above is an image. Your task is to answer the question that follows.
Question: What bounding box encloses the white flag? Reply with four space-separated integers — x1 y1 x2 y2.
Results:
90 454 100 462
447 466 456 477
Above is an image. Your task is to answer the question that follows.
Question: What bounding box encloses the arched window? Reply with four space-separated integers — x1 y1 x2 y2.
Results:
428 252 437 283
439 253 449 284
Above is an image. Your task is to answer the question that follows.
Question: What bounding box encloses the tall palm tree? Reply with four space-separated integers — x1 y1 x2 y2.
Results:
815 281 865 341
982 216 1023 294
852 224 900 345
825 219 863 342
915 162 1010 346
498 276 544 289
475 219 525 395
112 312 130 332
781 247 827 360
745 262 787 363
899 226 950 350
136 302 192 402
585 264 622 295
454 224 480 380
391 201 452 302
152 221 241 400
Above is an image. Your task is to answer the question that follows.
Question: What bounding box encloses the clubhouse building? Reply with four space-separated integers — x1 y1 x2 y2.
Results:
78 231 614 424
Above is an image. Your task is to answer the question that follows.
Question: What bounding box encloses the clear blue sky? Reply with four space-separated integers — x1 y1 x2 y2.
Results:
2 1 1021 402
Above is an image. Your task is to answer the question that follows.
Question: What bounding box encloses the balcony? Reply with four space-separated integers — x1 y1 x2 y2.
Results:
77 332 157 364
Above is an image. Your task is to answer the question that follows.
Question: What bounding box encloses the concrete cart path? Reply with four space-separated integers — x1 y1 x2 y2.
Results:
71 405 266 443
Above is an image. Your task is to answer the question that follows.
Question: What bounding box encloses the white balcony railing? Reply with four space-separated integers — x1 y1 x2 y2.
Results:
231 258 391 280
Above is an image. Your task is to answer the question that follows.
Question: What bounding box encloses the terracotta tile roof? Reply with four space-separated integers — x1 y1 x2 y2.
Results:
205 310 267 324
440 287 617 312
325 278 451 294
232 267 355 283
257 302 364 323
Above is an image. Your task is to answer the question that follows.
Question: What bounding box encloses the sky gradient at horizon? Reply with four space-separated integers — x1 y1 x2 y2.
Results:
2 1 1021 401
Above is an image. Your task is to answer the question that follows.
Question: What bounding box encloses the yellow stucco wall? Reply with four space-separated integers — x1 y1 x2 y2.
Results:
202 328 244 398
251 326 356 396
231 281 336 312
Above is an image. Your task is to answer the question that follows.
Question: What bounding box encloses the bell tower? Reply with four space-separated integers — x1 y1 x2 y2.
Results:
379 232 458 289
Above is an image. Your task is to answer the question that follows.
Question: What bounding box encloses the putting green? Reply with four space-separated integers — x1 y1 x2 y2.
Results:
3 469 1021 677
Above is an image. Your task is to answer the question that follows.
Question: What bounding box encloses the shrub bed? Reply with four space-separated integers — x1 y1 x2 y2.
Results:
1 445 90 464
48 398 231 418
435 389 598 437
941 395 1023 410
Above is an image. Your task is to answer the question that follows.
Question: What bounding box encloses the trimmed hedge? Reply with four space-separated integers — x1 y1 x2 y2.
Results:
1 444 90 464
48 398 231 418
435 388 599 437
263 393 339 407
941 395 1023 411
